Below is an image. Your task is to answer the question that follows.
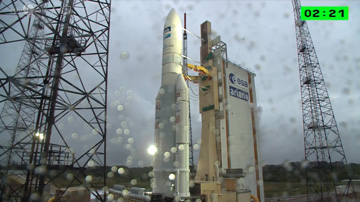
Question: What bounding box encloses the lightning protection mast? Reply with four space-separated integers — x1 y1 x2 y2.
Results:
183 13 194 169
0 0 111 201
292 0 357 202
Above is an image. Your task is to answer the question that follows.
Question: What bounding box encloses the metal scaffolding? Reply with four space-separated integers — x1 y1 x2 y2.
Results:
292 0 356 201
0 0 111 201
183 13 194 169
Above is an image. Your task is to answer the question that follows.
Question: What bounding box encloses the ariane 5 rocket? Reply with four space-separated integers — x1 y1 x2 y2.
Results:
153 8 190 198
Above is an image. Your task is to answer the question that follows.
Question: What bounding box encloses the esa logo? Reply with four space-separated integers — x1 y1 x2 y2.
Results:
229 73 248 88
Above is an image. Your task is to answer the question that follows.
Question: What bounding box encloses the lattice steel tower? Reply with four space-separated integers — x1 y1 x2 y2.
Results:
182 13 194 168
292 1 356 202
0 0 111 201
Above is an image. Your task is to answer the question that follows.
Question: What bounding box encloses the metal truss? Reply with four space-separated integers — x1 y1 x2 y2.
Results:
0 0 111 201
292 0 356 201
182 14 194 169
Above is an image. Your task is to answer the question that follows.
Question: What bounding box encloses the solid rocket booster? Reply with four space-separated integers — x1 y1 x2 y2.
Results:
153 8 190 198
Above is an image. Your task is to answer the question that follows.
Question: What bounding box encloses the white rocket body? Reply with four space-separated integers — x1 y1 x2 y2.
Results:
153 9 190 198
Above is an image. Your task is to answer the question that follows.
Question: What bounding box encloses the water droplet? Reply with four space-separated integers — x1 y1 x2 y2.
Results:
68 116 75 122
71 133 78 139
92 128 99 135
130 179 137 185
127 138 134 144
171 147 177 153
138 161 144 167
111 166 117 172
342 88 351 95
89 149 96 154
30 193 40 200
260 55 266 61
159 88 165 95
164 152 170 158
118 167 125 174
284 12 290 18
169 116 176 123
87 160 95 167
301 160 309 169
121 121 127 128
283 161 293 171
178 144 185 151
110 137 117 144
117 105 124 111
66 173 74 180
116 128 123 135
85 175 93 182
151 182 156 189
158 123 164 129
122 189 129 196
129 121 135 127
107 194 114 200
124 129 130 135
23 2 35 14
120 51 129 59
169 173 175 180
58 123 65 130
107 172 114 178
193 144 200 150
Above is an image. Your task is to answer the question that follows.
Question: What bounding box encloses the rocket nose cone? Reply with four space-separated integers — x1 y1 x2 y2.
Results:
168 8 177 16
165 8 181 27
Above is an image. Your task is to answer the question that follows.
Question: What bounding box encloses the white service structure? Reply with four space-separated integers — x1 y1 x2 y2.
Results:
153 8 190 198
195 20 264 202
222 61 264 202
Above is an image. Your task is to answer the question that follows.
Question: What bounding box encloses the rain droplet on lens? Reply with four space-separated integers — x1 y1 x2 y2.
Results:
120 51 129 59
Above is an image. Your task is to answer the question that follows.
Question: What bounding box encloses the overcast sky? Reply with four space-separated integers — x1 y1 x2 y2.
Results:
0 0 359 168
105 0 360 167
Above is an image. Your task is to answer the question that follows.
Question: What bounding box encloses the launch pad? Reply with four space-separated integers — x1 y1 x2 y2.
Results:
149 9 264 202
107 9 264 202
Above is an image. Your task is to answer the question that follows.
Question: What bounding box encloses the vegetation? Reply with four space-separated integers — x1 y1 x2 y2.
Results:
263 162 360 182
50 162 360 197
263 162 360 197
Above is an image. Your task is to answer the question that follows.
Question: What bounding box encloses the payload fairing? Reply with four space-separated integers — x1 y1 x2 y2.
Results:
153 9 190 198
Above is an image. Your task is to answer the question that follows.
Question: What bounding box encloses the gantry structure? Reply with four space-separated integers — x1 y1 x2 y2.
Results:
292 0 356 201
0 0 111 201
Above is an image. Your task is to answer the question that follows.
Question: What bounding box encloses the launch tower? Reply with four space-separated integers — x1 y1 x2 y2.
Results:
0 1 111 201
292 0 356 201
194 21 264 202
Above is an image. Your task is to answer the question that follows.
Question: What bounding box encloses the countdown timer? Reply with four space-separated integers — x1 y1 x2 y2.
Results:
301 6 349 20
